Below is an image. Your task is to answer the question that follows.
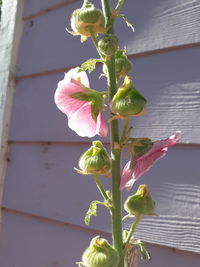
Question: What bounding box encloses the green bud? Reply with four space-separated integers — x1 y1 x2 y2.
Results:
115 50 132 78
110 76 146 118
70 0 106 42
98 34 119 56
77 141 111 176
82 236 119 267
124 184 156 216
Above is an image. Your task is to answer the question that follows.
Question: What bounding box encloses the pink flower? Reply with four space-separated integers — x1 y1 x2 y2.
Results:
54 67 108 138
120 131 181 190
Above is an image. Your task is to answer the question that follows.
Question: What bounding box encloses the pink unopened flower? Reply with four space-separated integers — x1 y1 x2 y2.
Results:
54 67 108 138
120 131 181 190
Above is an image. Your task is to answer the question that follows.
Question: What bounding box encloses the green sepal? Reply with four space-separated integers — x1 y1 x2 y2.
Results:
70 91 92 102
84 200 106 225
79 58 104 73
124 184 156 216
70 88 105 121
129 138 153 158
119 14 135 32
110 76 147 117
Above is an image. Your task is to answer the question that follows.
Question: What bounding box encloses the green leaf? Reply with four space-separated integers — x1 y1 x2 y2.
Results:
119 14 135 32
139 244 151 261
79 58 104 73
133 240 151 261
70 92 91 102
84 200 105 225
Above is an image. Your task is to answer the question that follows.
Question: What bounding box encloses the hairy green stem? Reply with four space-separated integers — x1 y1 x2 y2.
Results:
115 0 125 14
124 215 141 245
94 175 109 201
101 0 124 266
120 118 130 146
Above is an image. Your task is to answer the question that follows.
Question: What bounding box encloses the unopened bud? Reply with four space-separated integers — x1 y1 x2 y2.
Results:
98 34 118 56
82 236 119 267
124 184 156 216
70 0 106 42
115 50 132 78
77 141 111 176
110 76 146 118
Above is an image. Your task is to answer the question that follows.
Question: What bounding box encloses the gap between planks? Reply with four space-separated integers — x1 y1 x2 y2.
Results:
2 207 111 237
7 140 200 148
23 0 80 21
15 42 200 82
2 207 199 257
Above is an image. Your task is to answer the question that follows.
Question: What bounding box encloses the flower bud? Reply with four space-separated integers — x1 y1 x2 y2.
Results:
115 50 132 78
124 184 156 216
77 141 111 176
98 34 118 56
110 76 146 118
70 0 106 42
82 236 119 267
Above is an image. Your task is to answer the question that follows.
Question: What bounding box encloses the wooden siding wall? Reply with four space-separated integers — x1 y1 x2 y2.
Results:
0 0 200 266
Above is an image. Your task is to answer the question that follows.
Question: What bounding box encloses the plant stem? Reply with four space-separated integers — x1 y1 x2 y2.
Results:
120 118 130 146
124 215 141 245
94 175 109 201
101 1 124 266
115 0 125 14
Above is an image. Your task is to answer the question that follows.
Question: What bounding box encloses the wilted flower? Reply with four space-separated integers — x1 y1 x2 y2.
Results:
120 131 181 190
54 67 107 138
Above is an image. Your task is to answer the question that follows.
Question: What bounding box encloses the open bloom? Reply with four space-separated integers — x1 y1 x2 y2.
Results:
120 131 181 190
54 67 107 138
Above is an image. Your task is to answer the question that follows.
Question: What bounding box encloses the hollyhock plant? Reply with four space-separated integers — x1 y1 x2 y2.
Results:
54 67 108 138
120 131 181 190
54 0 183 266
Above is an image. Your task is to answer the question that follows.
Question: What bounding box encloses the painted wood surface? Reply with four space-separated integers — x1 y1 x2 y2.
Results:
3 143 200 253
0 0 24 223
16 0 200 76
10 47 200 143
0 210 200 267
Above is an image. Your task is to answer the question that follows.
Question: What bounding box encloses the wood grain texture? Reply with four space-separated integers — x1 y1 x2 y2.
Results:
16 0 200 76
10 47 200 143
2 143 200 252
0 210 200 267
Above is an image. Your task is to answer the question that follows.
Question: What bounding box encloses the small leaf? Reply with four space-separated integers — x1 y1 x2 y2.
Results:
79 59 104 73
139 243 151 261
84 200 105 225
119 14 135 32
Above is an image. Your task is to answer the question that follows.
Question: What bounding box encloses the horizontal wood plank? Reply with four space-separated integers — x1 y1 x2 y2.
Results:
2 143 200 253
1 210 200 266
16 0 200 76
10 47 200 143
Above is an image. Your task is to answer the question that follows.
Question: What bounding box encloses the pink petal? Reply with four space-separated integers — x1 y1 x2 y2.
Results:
120 131 181 190
139 131 181 160
96 113 108 137
59 67 90 88
68 102 99 137
54 79 86 117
